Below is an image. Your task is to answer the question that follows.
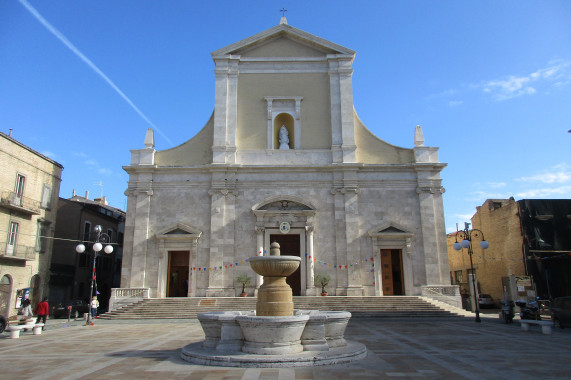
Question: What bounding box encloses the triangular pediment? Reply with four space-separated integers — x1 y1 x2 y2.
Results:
240 35 330 58
379 226 406 234
212 24 355 58
156 223 202 239
368 223 412 238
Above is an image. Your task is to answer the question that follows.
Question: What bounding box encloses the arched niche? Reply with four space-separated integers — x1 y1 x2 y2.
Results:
274 113 294 149
265 96 302 150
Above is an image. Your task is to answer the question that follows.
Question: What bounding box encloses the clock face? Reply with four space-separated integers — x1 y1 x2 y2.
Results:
280 221 291 234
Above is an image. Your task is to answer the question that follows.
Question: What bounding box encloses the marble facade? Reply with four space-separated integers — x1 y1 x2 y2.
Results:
120 19 450 299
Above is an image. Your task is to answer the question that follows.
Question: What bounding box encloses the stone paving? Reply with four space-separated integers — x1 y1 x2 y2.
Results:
0 316 570 379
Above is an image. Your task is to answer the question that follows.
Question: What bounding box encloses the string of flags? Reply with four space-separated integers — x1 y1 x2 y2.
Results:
189 253 376 273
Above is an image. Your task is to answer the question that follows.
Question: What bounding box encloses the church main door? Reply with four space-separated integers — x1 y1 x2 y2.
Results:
167 251 189 297
380 249 405 295
270 234 301 296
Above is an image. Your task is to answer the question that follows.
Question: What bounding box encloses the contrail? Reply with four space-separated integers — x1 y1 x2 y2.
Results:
18 0 174 146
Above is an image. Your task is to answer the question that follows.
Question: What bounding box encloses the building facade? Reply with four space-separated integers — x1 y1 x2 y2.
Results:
119 20 451 300
448 198 571 308
50 193 125 312
0 131 62 318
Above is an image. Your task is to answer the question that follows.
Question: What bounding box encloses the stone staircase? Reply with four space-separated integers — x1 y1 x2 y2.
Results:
100 296 466 320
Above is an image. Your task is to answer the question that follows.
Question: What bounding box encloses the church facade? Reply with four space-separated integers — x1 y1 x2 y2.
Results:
120 20 450 300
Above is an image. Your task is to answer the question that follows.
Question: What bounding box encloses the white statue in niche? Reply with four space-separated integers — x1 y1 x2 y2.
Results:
278 125 290 150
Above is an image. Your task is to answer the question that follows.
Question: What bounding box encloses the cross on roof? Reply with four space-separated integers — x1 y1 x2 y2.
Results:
280 8 287 17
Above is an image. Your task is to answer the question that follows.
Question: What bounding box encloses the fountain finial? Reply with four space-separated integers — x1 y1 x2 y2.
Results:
270 241 280 256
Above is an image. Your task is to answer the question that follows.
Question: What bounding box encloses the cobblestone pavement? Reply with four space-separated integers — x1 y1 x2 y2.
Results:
1 316 570 379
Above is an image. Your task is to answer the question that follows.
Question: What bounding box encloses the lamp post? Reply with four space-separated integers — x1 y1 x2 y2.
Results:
76 225 113 325
453 222 489 323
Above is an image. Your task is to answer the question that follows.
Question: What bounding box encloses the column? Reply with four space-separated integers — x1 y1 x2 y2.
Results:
306 225 316 295
189 240 198 297
255 226 265 294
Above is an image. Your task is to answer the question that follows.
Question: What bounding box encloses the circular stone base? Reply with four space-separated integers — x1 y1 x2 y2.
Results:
180 340 367 368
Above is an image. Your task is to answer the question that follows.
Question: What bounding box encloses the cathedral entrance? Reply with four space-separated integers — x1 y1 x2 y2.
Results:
380 249 404 295
270 234 301 296
167 251 189 297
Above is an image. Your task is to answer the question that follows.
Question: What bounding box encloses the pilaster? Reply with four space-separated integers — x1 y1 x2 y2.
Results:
124 187 153 288
212 56 240 164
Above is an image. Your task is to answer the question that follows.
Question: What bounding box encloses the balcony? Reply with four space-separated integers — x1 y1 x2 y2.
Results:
0 244 36 261
0 190 40 215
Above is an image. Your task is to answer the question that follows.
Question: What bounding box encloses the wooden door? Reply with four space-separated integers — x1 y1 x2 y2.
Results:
270 234 301 296
380 249 404 296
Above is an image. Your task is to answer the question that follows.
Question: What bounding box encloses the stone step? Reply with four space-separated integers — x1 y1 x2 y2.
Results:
99 296 464 320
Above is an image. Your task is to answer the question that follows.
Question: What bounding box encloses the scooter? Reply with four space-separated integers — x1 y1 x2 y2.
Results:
516 299 541 320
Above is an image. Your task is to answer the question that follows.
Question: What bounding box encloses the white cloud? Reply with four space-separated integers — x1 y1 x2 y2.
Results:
488 182 506 189
448 100 463 107
72 152 88 158
41 151 56 159
518 164 571 184
478 60 571 101
85 159 98 166
516 185 571 198
97 168 113 176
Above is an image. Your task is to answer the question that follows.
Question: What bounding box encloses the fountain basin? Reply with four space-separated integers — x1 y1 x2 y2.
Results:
185 310 365 367
237 314 309 355
248 256 301 277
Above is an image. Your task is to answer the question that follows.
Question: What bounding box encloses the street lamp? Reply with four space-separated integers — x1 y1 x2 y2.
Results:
453 222 489 323
76 225 113 325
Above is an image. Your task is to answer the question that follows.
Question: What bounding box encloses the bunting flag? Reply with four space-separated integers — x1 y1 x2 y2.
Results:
188 255 376 273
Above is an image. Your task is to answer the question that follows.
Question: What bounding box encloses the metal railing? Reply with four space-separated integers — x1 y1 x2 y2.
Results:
0 244 36 260
0 190 41 214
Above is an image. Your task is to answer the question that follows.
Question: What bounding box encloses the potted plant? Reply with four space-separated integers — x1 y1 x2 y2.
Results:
237 274 251 297
314 273 330 296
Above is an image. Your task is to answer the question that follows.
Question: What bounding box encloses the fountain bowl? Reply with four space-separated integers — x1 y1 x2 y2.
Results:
249 256 301 277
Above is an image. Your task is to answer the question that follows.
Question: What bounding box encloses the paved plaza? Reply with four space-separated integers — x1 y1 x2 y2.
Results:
1 316 570 379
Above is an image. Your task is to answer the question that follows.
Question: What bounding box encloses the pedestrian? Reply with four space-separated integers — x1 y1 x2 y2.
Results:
35 297 49 329
18 299 33 319
91 296 99 319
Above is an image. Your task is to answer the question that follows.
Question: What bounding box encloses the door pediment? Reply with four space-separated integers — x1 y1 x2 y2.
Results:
156 223 202 241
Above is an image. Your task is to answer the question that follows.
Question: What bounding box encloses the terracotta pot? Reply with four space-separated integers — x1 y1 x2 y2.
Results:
321 293 328 296
240 293 248 297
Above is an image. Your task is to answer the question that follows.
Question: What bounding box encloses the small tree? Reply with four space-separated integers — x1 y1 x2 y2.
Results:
237 274 251 295
314 273 330 295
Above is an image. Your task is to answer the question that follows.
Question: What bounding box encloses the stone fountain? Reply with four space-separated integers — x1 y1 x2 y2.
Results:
181 242 366 367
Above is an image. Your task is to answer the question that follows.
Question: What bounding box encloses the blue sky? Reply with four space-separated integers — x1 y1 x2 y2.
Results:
2 0 570 232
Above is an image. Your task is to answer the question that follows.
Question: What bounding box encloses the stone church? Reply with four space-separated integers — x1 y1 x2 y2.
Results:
120 18 450 300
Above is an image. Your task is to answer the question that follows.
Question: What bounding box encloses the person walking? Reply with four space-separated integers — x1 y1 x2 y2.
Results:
35 297 49 329
18 299 33 319
91 296 99 319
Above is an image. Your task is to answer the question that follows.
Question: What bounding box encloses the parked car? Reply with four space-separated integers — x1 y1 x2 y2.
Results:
478 294 495 308
52 300 89 319
551 296 571 329
0 315 6 333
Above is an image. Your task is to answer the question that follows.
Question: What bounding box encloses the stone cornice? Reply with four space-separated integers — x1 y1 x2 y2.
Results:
416 186 445 195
